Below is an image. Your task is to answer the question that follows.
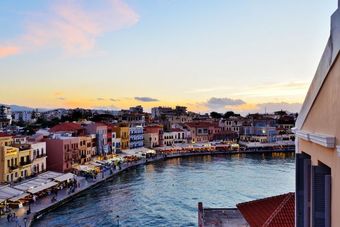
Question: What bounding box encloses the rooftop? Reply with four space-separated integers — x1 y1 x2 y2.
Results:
237 192 295 227
50 122 83 133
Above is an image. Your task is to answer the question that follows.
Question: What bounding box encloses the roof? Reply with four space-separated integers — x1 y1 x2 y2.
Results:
0 132 11 138
50 122 83 133
185 121 218 128
296 6 340 129
237 192 295 227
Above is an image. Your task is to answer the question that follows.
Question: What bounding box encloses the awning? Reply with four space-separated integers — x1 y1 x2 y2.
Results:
37 171 63 180
8 193 30 202
28 181 58 194
13 178 51 192
54 173 76 182
0 186 25 200
0 198 5 204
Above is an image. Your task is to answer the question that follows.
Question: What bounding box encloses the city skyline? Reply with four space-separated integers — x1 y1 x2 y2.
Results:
0 0 336 114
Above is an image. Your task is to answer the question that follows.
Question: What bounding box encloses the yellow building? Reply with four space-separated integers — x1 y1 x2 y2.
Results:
78 136 93 164
0 135 13 147
112 125 130 150
0 145 32 183
294 2 340 226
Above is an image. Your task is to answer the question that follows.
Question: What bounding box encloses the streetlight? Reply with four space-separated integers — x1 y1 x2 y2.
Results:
116 215 120 226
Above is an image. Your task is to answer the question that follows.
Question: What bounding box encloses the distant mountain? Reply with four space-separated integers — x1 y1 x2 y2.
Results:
0 104 48 112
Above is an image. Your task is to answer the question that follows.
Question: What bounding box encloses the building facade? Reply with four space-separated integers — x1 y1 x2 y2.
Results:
129 126 144 149
46 136 80 173
294 3 340 226
112 126 130 150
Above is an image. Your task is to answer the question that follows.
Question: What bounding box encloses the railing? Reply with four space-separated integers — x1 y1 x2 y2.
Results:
8 165 18 171
20 160 32 166
35 154 47 159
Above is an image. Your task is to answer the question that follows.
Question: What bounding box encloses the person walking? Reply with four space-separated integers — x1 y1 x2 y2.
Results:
7 213 11 222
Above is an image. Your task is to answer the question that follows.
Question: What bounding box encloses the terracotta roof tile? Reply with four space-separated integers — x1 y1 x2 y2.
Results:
236 192 295 227
50 122 83 132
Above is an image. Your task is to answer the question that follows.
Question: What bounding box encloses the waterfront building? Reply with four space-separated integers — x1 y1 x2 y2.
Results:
144 125 163 148
112 132 121 153
45 136 80 173
78 136 93 164
85 123 108 155
129 126 144 149
242 115 278 143
0 143 32 183
163 131 175 146
185 121 221 143
171 128 187 144
29 141 47 175
294 2 340 226
112 125 130 150
0 146 19 183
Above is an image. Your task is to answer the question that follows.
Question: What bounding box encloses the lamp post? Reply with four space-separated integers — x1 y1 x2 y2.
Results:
24 217 27 227
116 215 120 226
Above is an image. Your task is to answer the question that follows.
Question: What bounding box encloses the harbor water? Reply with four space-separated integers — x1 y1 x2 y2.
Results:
33 153 295 227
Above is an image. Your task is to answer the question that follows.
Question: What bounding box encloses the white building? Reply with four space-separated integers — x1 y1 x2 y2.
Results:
163 132 175 146
219 117 243 135
29 142 47 175
112 132 121 153
129 126 144 149
13 111 35 123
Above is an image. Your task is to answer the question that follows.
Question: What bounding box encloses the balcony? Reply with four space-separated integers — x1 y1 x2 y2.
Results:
20 159 32 166
8 165 18 171
35 154 47 159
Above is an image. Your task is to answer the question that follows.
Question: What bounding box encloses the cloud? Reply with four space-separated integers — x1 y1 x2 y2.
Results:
97 98 105 101
110 98 119 101
205 97 246 109
134 97 159 102
0 45 20 58
57 97 66 100
0 0 139 57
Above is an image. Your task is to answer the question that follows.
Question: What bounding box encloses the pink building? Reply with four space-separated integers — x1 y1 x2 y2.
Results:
185 121 221 143
45 136 80 173
144 125 164 148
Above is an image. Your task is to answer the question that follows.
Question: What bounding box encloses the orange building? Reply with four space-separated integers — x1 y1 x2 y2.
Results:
294 2 340 226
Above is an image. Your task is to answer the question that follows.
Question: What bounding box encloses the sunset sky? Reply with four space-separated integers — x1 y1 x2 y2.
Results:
0 0 336 114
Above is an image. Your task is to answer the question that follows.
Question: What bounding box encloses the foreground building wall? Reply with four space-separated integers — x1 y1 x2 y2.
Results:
295 2 340 226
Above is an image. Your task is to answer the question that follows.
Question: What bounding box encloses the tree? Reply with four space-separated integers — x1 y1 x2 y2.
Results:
223 111 239 119
210 112 223 119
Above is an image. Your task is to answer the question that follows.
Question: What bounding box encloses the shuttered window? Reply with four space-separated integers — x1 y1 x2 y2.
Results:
312 165 331 227
296 153 311 227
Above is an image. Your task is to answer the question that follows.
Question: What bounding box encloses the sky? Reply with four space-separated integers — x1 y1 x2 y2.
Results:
0 0 337 114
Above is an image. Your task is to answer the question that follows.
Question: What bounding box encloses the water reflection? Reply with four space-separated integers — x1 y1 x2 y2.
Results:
33 154 295 227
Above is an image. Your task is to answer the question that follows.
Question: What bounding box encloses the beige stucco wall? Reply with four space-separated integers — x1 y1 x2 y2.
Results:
299 56 340 226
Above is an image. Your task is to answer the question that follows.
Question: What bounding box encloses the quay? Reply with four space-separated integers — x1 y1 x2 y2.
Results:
0 149 294 227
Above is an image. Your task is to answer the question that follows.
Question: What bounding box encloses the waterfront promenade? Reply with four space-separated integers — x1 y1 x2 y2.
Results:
0 150 293 227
